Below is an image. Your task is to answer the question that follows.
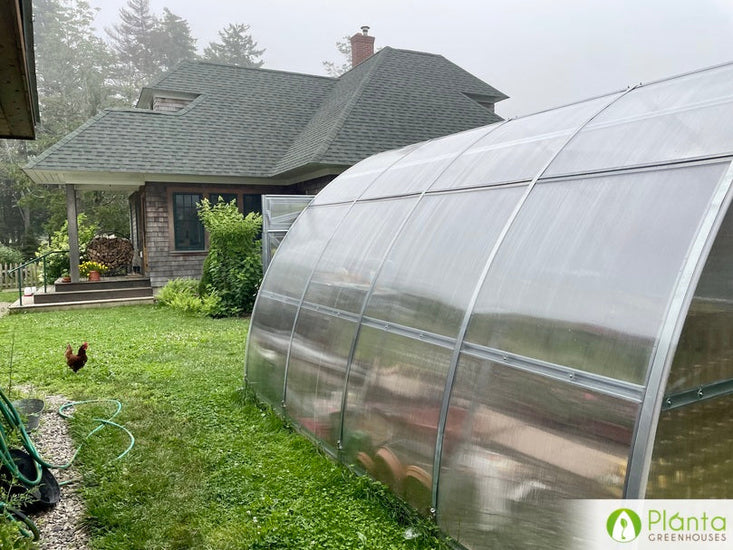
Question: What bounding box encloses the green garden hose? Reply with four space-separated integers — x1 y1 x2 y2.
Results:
0 392 135 540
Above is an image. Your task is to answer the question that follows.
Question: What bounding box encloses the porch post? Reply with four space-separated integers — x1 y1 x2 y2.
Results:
66 184 81 282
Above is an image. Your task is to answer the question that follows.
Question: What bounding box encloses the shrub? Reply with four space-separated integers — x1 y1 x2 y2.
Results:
197 198 262 317
0 245 23 265
0 517 35 549
156 278 220 317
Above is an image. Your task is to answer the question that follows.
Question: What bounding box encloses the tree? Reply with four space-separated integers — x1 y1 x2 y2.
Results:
106 0 161 102
0 0 133 252
153 8 198 72
0 0 122 253
202 23 265 67
322 36 351 77
34 0 118 136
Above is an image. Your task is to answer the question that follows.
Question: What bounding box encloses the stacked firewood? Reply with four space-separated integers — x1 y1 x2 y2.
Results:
85 235 134 270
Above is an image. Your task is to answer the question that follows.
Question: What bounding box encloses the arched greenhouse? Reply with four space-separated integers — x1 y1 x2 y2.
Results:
245 61 733 549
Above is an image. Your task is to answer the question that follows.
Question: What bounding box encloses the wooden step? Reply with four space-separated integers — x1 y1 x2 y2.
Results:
33 286 153 304
54 276 151 292
9 295 154 313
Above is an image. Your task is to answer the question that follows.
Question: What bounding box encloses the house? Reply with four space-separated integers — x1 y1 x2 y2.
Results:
0 0 38 139
24 29 507 287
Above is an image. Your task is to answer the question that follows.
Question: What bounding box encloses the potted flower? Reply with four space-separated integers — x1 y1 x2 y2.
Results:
60 271 71 283
79 261 109 281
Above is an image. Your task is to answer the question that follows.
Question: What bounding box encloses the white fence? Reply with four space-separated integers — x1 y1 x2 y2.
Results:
0 263 40 290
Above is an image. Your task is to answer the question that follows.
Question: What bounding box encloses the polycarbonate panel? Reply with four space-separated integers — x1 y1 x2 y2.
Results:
262 231 285 273
260 204 349 298
365 186 525 336
245 296 298 406
430 94 621 191
262 195 314 230
312 143 423 205
359 126 493 200
261 195 315 273
303 198 417 313
438 354 637 550
466 162 727 383
342 326 453 513
666 199 733 392
647 395 733 498
285 309 357 449
547 64 733 175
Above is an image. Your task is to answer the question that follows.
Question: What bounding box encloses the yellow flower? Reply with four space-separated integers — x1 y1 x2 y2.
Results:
79 261 109 277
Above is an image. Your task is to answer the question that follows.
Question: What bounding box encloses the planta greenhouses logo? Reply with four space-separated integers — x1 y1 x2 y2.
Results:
607 508 642 542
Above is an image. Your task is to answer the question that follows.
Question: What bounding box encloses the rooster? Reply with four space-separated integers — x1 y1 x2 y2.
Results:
65 342 88 372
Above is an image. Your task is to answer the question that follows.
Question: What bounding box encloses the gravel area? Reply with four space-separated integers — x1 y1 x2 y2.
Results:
24 394 90 550
0 302 9 317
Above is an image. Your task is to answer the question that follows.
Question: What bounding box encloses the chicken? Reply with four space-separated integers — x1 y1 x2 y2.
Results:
65 342 88 372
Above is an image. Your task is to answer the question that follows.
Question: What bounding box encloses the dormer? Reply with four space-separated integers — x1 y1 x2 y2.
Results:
463 92 501 114
136 88 199 113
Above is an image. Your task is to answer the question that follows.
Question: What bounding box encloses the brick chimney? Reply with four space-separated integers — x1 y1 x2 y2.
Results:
350 26 375 67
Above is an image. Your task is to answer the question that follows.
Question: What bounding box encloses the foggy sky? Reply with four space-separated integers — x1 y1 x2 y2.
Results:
89 0 733 118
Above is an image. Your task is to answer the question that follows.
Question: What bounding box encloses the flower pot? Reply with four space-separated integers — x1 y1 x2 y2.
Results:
11 398 44 431
88 270 101 281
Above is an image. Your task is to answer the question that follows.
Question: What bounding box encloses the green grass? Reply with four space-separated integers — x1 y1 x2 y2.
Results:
0 306 449 549
0 290 19 303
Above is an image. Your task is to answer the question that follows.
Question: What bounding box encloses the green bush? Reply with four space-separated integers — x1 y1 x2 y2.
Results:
0 245 23 265
156 278 220 317
197 198 262 317
35 214 98 281
0 517 35 549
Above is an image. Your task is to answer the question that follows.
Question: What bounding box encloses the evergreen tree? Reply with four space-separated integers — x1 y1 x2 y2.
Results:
106 0 161 102
34 0 118 136
202 23 265 67
153 8 198 72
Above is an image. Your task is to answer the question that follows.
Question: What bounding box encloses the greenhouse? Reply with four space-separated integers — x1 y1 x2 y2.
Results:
244 61 733 549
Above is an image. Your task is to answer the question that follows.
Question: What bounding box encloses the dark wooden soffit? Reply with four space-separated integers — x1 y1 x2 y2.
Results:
0 0 38 139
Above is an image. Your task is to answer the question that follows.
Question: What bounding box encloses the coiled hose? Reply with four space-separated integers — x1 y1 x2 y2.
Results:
0 390 134 540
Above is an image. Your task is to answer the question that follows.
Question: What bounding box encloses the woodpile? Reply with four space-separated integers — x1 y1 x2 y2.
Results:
85 235 133 271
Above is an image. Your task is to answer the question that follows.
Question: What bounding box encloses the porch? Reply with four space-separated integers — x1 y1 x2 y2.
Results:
8 275 154 313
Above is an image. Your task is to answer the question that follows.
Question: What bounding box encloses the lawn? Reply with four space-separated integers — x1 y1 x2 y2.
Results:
0 306 449 549
0 290 19 303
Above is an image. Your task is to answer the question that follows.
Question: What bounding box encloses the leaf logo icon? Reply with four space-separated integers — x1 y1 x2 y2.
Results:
607 508 642 542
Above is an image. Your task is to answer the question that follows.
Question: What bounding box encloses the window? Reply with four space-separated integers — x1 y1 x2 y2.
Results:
243 194 262 216
173 193 204 251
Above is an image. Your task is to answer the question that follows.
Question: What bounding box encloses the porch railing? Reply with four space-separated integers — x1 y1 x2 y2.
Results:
8 251 67 306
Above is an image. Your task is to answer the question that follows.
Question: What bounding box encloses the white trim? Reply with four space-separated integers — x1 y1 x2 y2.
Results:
24 166 347 189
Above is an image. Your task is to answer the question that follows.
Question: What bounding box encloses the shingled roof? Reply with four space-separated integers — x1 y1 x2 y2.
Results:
25 47 506 185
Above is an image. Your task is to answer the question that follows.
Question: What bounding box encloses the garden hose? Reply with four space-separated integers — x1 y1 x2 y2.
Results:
0 392 135 540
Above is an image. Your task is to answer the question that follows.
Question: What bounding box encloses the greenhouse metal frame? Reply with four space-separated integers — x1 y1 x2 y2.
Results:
245 61 733 549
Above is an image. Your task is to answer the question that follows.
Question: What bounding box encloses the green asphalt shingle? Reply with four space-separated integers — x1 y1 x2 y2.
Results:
26 48 506 180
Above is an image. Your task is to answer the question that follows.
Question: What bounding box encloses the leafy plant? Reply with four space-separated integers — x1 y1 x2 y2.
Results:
35 214 99 281
0 245 23 265
197 198 263 317
0 516 35 549
79 261 108 278
156 277 221 316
